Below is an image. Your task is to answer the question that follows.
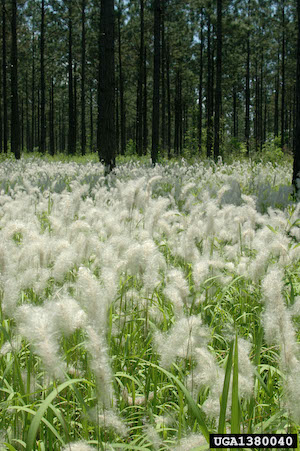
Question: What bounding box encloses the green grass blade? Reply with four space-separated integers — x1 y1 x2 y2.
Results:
147 362 210 443
8 405 66 447
218 339 234 434
26 378 85 451
3 444 19 451
231 334 240 435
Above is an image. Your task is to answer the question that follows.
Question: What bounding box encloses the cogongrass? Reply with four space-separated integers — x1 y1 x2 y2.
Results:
0 156 299 450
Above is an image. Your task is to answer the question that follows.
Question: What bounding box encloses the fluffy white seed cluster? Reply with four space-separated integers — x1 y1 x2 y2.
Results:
261 267 300 422
62 441 95 451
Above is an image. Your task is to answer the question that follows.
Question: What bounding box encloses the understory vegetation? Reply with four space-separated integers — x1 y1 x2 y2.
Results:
0 156 299 450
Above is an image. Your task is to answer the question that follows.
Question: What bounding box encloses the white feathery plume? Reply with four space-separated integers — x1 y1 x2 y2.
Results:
62 441 95 451
15 304 66 380
85 325 115 408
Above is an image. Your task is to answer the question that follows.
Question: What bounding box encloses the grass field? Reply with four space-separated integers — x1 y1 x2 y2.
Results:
0 155 299 450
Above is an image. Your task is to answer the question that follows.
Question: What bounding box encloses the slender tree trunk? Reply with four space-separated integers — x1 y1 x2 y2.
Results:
179 75 183 154
21 98 24 152
90 87 94 151
260 54 263 149
116 84 119 154
206 15 213 157
281 0 285 150
0 70 3 152
97 8 101 154
68 2 76 155
62 101 66 152
161 0 166 153
98 0 115 173
143 46 148 154
31 34 35 150
136 0 144 156
81 0 86 155
74 62 78 148
233 87 237 137
49 78 55 155
40 0 46 153
151 0 161 165
198 9 203 154
26 71 30 151
274 50 279 137
245 12 250 154
214 0 222 160
254 58 259 151
37 88 40 147
166 43 171 158
264 91 267 143
2 0 7 154
174 69 180 155
11 0 20 159
292 0 300 191
118 6 126 155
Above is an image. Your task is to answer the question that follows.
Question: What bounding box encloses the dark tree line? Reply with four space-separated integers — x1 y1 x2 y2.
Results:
0 0 299 189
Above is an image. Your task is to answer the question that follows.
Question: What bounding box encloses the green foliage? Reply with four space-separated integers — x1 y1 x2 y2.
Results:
253 136 291 165
126 139 137 156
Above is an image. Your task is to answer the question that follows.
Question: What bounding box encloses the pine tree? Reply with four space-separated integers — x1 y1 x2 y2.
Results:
40 0 46 153
151 0 161 165
11 0 20 159
98 0 115 174
2 0 7 154
214 0 222 160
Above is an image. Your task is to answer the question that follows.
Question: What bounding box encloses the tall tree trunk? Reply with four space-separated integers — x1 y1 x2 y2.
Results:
11 0 20 159
143 46 148 154
81 0 86 155
49 77 55 155
26 71 30 151
116 83 119 153
90 87 94 151
179 75 183 154
68 2 76 155
31 33 35 150
292 0 300 191
37 88 40 147
166 43 171 158
214 0 222 160
174 69 180 155
245 5 250 155
118 5 126 155
161 0 166 153
98 0 115 174
62 101 66 152
206 15 213 158
74 62 78 148
136 0 144 156
260 54 263 149
264 91 267 143
198 9 203 154
281 0 285 150
151 0 161 165
254 58 259 151
21 98 24 152
40 0 46 153
233 87 237 137
2 0 7 153
274 50 279 137
97 9 101 154
0 70 2 152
